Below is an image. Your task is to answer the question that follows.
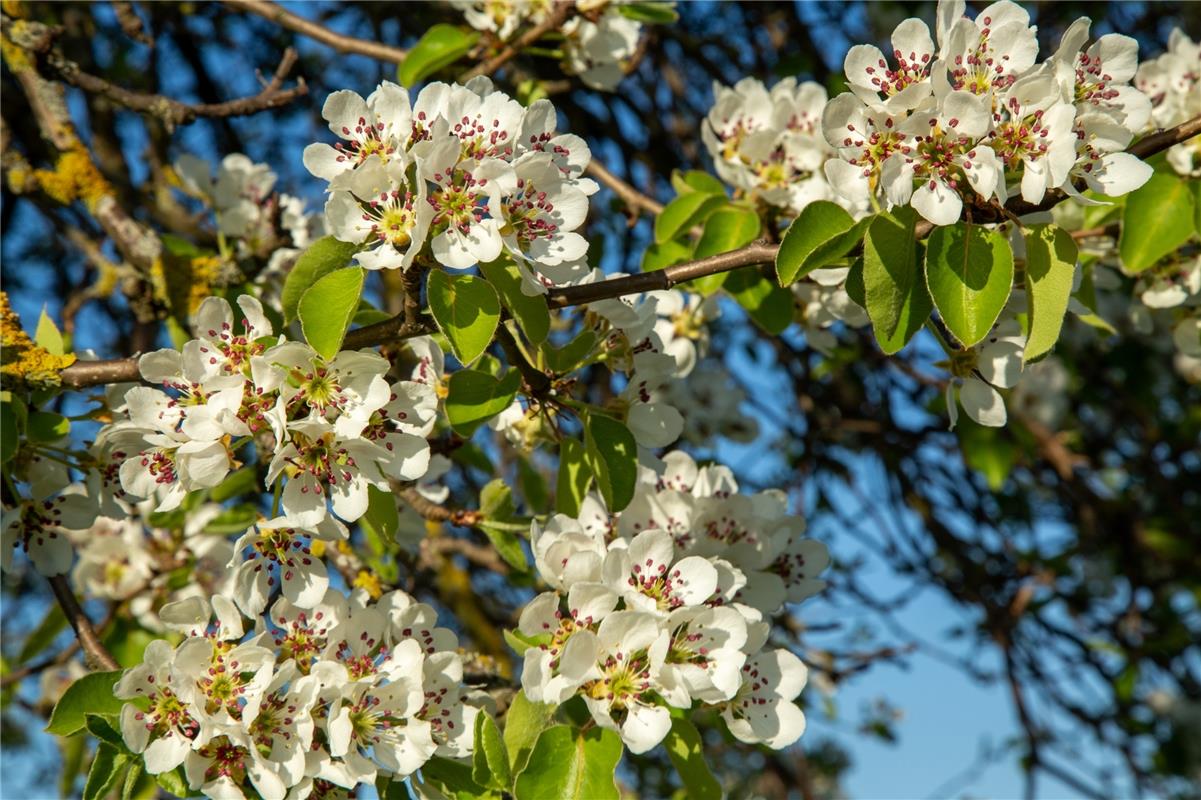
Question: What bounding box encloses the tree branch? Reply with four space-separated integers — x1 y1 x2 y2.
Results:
222 0 408 64
47 575 119 672
585 159 665 217
46 46 308 130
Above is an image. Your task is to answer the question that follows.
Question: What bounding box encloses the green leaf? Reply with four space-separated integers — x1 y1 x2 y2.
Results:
473 712 512 791
862 207 931 354
362 485 400 544
35 307 66 355
445 368 522 437
17 603 67 665
84 742 131 800
513 725 622 800
480 479 515 520
664 718 722 800
618 1 679 24
299 266 365 359
479 260 550 345
670 169 726 196
642 239 694 273
654 192 727 243
584 413 637 512
689 205 762 294
421 755 490 798
480 524 528 571
428 271 502 366
1023 224 1078 362
398 24 480 87
957 417 1018 491
542 331 598 374
514 458 548 516
120 761 145 800
153 767 192 799
924 223 1014 348
724 270 794 334
46 671 126 736
1190 180 1201 236
26 410 69 442
504 691 558 775
555 438 592 517
101 618 157 668
84 714 127 749
776 200 868 285
281 236 360 324
0 400 20 464
208 466 257 503
1119 172 1196 273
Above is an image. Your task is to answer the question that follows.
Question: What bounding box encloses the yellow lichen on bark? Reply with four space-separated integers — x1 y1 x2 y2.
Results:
32 147 114 213
0 292 75 391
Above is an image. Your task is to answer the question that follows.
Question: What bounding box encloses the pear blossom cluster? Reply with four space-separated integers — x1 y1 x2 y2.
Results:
175 153 324 280
92 294 436 527
304 78 596 293
703 77 840 214
818 0 1155 226
516 451 828 752
1135 29 1200 178
455 1 643 91
115 591 476 799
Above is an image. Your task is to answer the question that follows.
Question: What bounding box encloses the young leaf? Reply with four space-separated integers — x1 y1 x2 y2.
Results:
517 456 550 514
27 411 70 442
83 743 131 800
584 413 638 512
504 693 558 775
0 400 20 464
281 236 360 324
689 205 761 294
513 725 622 800
556 438 592 517
299 266 365 359
472 712 512 791
775 200 866 285
724 270 794 334
642 239 694 272
480 524 528 571
479 479 516 520
862 207 931 354
924 223 1014 348
428 271 502 366
479 259 550 345
542 330 598 375
45 671 126 736
445 368 521 437
397 24 480 88
664 718 722 800
418 755 489 798
84 714 128 749
618 1 680 24
361 485 400 544
670 169 727 197
1119 172 1196 273
35 307 66 355
1023 224 1078 362
654 192 727 243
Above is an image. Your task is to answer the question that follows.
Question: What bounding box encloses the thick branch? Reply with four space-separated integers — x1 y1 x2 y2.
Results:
222 0 407 63
47 47 307 130
459 1 575 82
47 575 119 671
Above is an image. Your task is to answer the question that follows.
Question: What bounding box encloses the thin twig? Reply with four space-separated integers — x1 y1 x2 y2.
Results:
47 47 308 130
222 0 408 63
459 1 576 81
585 159 665 217
47 576 119 671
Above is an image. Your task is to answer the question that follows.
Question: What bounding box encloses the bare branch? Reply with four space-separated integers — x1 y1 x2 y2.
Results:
47 575 119 672
222 0 408 64
47 47 308 130
585 159 665 217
